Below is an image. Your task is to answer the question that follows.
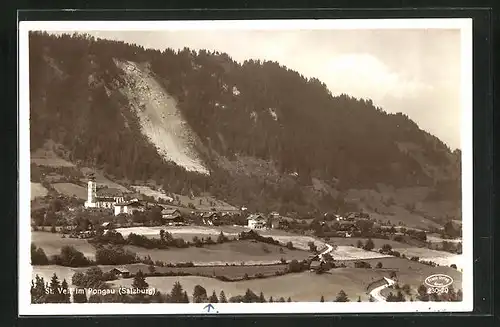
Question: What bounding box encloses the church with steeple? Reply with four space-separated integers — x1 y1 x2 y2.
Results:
84 175 125 209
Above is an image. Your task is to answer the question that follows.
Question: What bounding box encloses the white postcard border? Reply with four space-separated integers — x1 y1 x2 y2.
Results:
18 18 474 315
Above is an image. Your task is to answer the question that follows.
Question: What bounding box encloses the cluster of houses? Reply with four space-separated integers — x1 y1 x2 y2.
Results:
82 178 372 233
82 178 289 229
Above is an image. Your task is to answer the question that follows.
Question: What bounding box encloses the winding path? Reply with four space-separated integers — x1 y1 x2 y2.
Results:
369 277 396 302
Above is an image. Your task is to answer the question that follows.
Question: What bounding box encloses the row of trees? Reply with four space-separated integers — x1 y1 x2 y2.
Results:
31 270 295 304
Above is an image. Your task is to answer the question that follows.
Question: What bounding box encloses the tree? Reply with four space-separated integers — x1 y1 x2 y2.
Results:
170 281 185 303
417 285 429 302
278 297 286 302
376 262 383 269
193 285 208 303
259 292 266 303
132 270 149 290
243 288 259 303
219 290 227 303
182 291 189 303
217 231 228 243
363 238 375 251
31 243 49 265
148 265 156 274
395 290 406 302
369 295 375 302
402 284 411 295
269 296 274 303
322 252 334 263
61 279 71 303
31 275 47 303
335 290 349 302
45 273 62 303
357 296 361 302
88 294 103 303
389 271 397 280
286 241 294 250
287 297 292 302
381 243 392 253
308 241 318 252
209 290 219 303
320 295 324 302
356 240 363 248
73 289 88 303
386 292 397 302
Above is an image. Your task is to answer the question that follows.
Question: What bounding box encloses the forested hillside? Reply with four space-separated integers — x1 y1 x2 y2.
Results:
28 31 461 219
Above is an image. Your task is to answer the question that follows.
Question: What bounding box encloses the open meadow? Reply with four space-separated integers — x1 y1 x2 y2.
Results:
114 225 328 251
108 268 398 302
128 239 310 265
31 182 49 200
52 183 88 200
324 237 416 249
31 231 97 260
330 246 391 260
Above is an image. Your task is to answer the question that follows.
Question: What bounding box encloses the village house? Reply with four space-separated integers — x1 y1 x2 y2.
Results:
109 267 130 278
114 200 145 216
247 214 266 229
201 212 219 225
162 208 184 225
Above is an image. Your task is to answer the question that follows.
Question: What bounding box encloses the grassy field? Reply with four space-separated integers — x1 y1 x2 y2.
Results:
128 240 310 265
79 167 129 192
131 185 174 202
31 231 96 260
394 248 463 269
325 237 415 249
114 225 328 251
32 263 289 287
31 182 48 200
331 246 391 261
109 268 391 302
31 231 310 265
52 183 88 200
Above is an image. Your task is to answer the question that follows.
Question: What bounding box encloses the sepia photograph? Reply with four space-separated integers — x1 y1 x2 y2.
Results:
18 18 472 315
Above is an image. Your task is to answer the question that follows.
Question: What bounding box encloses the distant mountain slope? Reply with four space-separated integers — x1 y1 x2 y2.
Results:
28 32 461 225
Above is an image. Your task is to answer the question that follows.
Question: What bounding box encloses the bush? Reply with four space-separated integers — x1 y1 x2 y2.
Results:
51 245 92 267
376 262 383 269
95 245 138 265
354 261 371 269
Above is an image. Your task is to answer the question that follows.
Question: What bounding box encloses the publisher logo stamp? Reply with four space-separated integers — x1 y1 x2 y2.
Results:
424 274 454 295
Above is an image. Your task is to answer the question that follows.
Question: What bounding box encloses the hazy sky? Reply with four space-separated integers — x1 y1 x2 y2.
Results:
65 29 462 149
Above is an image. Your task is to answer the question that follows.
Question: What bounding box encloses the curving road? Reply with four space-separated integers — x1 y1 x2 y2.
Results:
318 243 334 262
369 277 396 302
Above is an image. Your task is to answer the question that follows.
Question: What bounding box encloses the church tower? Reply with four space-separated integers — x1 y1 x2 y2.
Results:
84 175 97 208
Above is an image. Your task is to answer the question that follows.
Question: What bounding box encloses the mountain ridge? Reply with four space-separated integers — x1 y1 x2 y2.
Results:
28 31 461 227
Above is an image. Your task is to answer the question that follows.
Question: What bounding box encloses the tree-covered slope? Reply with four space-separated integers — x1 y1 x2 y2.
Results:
28 31 461 220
